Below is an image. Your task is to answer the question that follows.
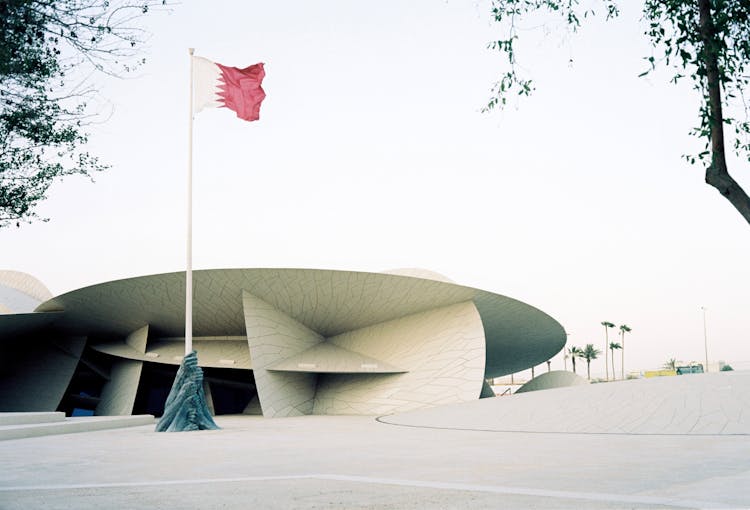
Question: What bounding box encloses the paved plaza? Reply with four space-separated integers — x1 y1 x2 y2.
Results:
2 376 750 510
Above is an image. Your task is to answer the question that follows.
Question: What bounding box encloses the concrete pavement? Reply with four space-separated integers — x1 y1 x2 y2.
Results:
1 373 749 509
1 413 748 508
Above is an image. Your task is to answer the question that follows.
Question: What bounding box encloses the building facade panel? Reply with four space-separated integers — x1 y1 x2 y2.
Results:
313 301 486 415
95 359 143 416
0 336 85 412
242 291 323 417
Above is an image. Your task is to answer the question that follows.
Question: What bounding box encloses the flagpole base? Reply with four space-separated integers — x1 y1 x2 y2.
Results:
155 350 220 432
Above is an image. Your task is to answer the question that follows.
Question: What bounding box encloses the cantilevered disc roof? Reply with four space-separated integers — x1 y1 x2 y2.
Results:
28 268 565 377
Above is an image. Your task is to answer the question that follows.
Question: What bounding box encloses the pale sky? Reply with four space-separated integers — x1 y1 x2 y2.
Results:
2 1 749 378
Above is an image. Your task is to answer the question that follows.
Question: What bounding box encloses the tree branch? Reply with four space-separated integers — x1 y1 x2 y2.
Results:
698 0 750 225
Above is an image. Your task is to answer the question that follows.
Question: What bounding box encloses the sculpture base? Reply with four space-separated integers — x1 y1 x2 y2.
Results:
155 350 220 432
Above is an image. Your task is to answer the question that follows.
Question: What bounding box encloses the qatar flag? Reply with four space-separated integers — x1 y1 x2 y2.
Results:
192 56 266 122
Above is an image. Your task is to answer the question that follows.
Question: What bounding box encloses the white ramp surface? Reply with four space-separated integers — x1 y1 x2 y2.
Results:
381 371 750 435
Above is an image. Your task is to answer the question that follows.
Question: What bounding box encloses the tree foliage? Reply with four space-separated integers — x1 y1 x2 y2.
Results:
484 0 620 111
0 0 165 227
580 343 601 379
486 0 750 226
663 357 678 370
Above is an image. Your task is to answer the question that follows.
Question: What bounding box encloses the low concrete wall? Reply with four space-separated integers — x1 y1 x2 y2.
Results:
0 415 155 441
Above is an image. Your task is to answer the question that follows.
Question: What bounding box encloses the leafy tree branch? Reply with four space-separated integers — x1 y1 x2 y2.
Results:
0 0 168 227
485 0 750 226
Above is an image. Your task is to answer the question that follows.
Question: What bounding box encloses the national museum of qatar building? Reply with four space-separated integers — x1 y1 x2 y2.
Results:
0 268 565 418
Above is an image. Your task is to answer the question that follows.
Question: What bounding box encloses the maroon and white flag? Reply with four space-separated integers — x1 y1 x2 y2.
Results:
192 56 266 122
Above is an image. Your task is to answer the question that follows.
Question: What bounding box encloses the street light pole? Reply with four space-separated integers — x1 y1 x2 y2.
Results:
701 306 709 373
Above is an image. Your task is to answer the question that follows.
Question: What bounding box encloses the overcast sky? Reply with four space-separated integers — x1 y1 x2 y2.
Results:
2 1 749 377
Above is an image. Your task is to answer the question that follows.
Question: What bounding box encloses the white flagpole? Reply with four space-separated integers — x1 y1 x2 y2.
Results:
185 47 194 356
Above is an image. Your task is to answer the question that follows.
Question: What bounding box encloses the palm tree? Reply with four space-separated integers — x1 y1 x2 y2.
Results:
663 358 677 371
601 321 615 381
568 346 582 374
619 324 632 379
609 342 621 379
580 344 601 380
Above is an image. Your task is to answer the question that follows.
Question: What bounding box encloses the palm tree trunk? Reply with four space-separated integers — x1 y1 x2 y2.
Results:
611 347 616 380
621 332 625 380
572 357 576 374
586 360 591 380
604 327 609 381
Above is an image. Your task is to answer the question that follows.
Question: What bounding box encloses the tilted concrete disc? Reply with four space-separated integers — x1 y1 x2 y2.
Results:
381 371 750 435
515 370 589 393
0 270 53 314
32 268 565 377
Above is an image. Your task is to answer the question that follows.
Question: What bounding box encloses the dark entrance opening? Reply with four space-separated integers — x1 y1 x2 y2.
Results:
133 363 178 417
204 367 256 415
132 364 256 417
57 347 110 417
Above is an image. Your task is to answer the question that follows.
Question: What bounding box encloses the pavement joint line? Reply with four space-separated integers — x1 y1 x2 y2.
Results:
0 475 315 491
374 415 750 436
0 474 730 509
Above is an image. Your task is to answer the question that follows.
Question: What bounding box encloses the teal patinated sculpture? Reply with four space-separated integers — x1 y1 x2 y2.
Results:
156 350 220 432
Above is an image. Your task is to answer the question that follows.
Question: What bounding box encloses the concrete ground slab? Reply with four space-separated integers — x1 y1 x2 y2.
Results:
0 478 682 510
1 413 749 509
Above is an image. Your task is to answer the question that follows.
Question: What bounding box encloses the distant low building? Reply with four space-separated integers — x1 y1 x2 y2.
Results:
644 369 677 378
676 365 704 375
